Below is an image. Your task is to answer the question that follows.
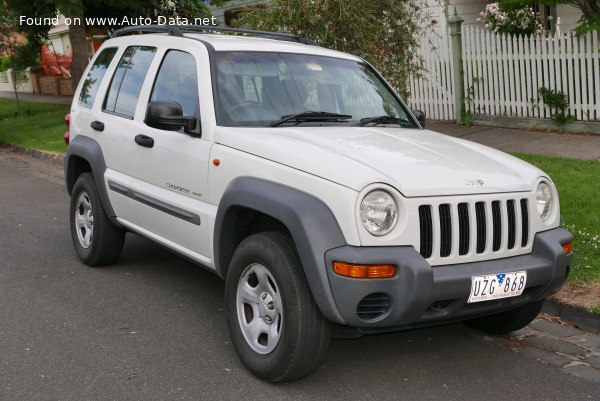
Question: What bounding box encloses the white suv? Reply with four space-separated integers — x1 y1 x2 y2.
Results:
64 25 573 382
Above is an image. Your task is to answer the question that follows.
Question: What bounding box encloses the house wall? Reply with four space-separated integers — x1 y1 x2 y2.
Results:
556 4 583 32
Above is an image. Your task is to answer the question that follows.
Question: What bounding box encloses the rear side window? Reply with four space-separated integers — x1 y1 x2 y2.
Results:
78 47 118 108
104 46 156 118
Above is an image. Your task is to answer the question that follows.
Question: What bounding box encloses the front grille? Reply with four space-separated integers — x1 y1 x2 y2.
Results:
418 198 530 260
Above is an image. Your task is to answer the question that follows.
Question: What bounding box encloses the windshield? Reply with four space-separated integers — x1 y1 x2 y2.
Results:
214 52 418 128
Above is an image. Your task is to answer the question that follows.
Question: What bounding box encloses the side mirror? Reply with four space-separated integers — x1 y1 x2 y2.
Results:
411 109 426 128
145 101 200 136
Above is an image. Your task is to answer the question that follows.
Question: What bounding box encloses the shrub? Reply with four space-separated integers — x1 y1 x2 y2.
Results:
478 2 544 36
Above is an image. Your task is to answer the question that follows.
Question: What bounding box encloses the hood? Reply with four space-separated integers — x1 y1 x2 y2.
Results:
213 126 545 197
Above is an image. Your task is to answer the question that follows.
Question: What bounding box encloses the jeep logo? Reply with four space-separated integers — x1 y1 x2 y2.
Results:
465 179 484 186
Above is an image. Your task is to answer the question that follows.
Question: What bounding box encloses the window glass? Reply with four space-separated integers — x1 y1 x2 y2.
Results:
214 52 414 127
78 47 117 108
150 50 199 118
104 46 156 117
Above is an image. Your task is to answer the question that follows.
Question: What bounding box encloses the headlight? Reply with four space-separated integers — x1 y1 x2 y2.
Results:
536 181 553 221
360 190 398 236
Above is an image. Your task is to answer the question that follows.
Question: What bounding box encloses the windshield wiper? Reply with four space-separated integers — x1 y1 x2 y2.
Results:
269 111 352 127
354 115 411 127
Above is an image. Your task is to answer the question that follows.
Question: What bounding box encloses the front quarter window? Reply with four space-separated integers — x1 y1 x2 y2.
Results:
214 52 415 128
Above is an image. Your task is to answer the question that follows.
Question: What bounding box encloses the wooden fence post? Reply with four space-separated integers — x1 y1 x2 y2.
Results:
448 9 464 123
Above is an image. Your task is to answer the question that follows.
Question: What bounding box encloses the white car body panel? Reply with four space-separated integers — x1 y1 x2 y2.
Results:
69 32 561 268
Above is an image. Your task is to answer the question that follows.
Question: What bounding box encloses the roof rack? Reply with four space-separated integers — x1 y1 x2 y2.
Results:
110 25 318 46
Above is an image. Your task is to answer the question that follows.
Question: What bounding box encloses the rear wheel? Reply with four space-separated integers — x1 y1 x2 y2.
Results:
225 232 331 382
70 173 124 266
466 299 545 334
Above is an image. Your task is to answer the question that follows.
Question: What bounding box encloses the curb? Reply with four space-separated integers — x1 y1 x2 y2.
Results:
0 141 64 166
544 299 600 333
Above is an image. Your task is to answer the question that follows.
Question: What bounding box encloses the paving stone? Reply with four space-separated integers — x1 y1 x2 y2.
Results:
524 335 588 357
563 334 600 351
562 364 600 383
519 346 572 367
509 326 538 339
529 319 585 338
587 356 600 370
579 334 600 349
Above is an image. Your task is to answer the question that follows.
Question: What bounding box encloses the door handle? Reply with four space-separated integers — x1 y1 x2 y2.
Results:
90 121 104 132
135 134 154 148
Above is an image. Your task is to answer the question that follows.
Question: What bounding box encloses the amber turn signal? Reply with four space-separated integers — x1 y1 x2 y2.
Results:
333 262 396 278
562 241 573 254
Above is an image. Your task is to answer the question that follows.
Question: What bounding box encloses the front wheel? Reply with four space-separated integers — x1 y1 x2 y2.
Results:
466 299 545 334
225 232 331 382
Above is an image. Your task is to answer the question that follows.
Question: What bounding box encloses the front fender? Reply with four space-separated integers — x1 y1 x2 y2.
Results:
214 177 348 324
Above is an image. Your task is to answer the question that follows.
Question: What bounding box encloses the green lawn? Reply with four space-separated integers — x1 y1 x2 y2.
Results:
0 99 598 285
0 98 70 153
514 153 600 284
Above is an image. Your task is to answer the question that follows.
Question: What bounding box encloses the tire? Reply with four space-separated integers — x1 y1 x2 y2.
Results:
466 299 545 334
225 232 332 382
69 173 125 266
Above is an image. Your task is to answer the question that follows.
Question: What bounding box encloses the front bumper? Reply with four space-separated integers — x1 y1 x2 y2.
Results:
324 227 572 331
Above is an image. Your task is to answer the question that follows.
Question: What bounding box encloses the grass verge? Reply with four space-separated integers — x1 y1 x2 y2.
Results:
0 98 69 153
514 153 600 285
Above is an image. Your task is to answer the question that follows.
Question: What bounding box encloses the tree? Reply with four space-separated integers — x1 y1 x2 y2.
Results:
5 0 216 90
234 0 431 99
0 1 24 107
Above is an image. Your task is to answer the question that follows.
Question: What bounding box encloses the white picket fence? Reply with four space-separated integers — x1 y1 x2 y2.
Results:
409 31 455 121
463 26 600 121
410 26 600 122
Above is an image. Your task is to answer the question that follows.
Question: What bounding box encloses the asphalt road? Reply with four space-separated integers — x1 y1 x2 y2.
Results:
0 148 598 401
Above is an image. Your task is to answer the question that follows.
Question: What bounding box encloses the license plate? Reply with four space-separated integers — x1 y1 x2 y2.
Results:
468 271 527 303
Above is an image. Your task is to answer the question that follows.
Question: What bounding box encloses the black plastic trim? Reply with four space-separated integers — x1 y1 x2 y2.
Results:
110 24 318 45
214 177 347 324
64 135 116 218
325 227 572 329
107 180 131 197
106 180 200 226
132 192 200 226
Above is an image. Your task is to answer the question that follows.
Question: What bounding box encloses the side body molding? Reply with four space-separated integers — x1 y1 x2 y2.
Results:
64 135 116 217
214 177 348 324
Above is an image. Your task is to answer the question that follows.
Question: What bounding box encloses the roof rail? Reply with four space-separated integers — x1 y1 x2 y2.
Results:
110 25 183 38
110 24 318 46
